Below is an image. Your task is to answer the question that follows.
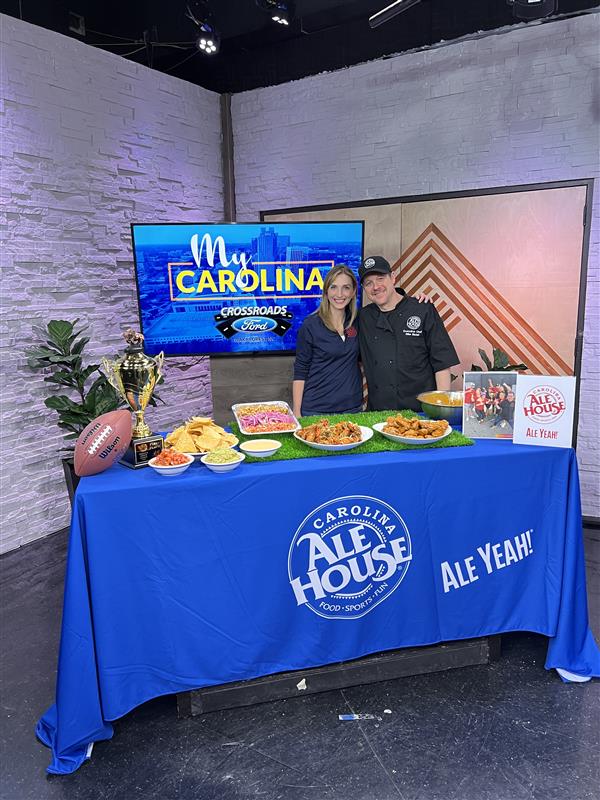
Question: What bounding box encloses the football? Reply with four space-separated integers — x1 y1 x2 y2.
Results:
74 410 132 477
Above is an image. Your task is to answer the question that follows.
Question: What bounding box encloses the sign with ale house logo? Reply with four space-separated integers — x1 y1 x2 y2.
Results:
513 375 576 448
288 495 412 620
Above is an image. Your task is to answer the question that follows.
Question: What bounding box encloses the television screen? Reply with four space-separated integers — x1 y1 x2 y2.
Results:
131 222 364 356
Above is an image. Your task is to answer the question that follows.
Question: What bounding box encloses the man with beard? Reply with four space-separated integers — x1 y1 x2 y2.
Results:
358 256 459 412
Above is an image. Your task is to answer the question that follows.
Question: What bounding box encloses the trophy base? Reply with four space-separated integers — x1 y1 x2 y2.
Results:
120 435 164 469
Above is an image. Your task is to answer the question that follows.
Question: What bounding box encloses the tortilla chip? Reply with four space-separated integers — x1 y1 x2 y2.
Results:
172 430 197 453
165 426 185 446
166 418 237 454
194 430 221 451
187 417 213 432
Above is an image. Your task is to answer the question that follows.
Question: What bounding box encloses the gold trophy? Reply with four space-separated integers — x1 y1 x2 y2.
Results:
102 329 164 469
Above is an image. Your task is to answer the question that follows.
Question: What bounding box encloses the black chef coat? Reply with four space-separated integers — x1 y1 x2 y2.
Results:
358 292 459 412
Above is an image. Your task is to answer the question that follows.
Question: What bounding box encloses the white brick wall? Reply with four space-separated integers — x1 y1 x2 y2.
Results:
231 14 600 518
1 14 598 555
0 15 222 552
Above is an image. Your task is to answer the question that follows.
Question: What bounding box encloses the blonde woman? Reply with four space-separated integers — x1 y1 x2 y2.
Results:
292 265 361 418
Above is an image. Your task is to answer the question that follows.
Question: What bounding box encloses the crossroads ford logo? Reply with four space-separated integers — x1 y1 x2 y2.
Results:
231 316 278 333
288 496 412 619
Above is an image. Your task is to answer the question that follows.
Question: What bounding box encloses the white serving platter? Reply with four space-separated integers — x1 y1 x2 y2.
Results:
293 424 373 452
232 401 300 436
372 421 452 445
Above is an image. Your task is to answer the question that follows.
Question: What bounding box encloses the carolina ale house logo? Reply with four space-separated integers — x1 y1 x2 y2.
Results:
523 385 566 424
288 496 412 620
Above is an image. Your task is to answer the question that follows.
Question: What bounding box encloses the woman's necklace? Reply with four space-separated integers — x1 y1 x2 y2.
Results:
332 310 346 338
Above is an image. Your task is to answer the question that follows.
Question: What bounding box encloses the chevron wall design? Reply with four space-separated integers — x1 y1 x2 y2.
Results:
394 224 573 376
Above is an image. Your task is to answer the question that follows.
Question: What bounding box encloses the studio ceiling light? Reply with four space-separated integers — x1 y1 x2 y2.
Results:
369 0 422 29
186 1 221 55
506 0 558 20
256 1 295 27
196 32 219 54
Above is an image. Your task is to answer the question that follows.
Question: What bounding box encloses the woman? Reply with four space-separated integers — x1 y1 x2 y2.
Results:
293 265 361 418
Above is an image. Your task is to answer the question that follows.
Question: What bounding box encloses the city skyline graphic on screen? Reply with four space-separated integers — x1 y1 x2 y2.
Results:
132 222 364 356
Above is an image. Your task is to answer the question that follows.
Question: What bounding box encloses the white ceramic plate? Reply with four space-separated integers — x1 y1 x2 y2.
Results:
293 424 373 452
372 421 453 445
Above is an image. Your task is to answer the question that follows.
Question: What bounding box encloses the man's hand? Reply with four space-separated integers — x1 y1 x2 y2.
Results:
415 293 433 304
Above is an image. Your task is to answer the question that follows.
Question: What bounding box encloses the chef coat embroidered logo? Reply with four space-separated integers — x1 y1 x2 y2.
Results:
364 258 375 267
406 316 421 330
288 495 412 619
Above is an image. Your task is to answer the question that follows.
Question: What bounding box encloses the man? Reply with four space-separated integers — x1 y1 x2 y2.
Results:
464 382 476 420
490 390 516 429
358 256 459 412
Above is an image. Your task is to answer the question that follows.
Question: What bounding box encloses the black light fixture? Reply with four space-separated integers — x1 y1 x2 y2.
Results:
368 0 422 29
186 1 220 55
506 0 558 20
195 27 220 55
256 1 295 27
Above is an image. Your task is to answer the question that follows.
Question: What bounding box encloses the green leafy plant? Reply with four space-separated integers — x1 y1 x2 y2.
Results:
27 319 122 446
470 347 527 373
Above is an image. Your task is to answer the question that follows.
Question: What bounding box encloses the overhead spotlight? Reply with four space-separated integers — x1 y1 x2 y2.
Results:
369 0 422 29
506 0 557 21
186 1 221 55
256 1 295 27
195 27 220 55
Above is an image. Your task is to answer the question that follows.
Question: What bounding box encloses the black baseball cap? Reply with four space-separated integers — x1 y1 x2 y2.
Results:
358 256 392 283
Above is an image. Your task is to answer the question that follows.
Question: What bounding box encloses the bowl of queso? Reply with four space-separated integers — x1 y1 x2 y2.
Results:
239 439 282 458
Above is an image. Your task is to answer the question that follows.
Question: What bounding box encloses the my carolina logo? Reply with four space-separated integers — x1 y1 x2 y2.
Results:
406 315 421 330
173 234 325 296
288 496 412 620
523 385 566 424
363 258 376 268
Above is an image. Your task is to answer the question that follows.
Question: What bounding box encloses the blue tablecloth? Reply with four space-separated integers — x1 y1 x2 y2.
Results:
36 440 600 774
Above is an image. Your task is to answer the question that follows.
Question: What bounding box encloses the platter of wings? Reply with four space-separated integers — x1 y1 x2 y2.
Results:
372 416 452 445
293 419 373 451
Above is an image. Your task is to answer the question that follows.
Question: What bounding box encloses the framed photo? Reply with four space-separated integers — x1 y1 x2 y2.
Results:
462 372 518 440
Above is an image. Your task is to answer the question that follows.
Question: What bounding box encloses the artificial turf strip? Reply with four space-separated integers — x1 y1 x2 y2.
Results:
230 410 474 463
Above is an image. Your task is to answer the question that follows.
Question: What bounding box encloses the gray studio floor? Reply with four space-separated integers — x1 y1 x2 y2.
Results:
1 525 599 800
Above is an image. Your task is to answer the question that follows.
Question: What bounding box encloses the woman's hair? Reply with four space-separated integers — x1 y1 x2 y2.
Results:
317 265 358 332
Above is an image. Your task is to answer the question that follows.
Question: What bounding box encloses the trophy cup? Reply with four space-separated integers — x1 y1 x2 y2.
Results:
102 329 165 469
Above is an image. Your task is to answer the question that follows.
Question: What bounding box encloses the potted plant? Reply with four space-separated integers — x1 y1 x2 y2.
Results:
470 347 528 373
27 319 123 503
